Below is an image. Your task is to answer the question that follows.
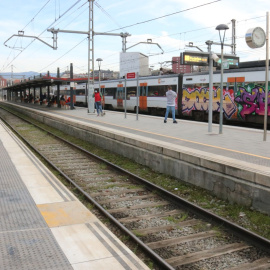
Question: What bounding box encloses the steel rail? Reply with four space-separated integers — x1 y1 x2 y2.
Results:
0 108 174 270
1 105 270 255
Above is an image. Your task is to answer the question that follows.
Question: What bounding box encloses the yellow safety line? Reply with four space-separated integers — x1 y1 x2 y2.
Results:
56 112 270 161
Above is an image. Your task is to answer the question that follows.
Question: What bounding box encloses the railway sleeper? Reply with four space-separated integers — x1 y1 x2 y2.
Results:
147 230 217 249
132 218 201 235
107 201 170 214
226 257 270 270
167 242 251 268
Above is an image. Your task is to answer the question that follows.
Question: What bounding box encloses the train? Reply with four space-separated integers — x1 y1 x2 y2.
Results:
52 65 270 126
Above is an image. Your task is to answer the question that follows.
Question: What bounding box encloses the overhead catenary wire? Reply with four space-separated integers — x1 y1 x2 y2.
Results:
1 0 84 72
51 1 88 29
22 0 52 31
94 1 124 29
38 37 87 73
1 0 267 75
104 0 221 33
21 0 223 73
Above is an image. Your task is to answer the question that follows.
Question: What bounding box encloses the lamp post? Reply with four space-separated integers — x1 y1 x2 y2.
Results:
96 57 103 99
216 24 229 134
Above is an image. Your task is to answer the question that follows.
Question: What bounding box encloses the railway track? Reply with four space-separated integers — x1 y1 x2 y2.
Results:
0 106 270 270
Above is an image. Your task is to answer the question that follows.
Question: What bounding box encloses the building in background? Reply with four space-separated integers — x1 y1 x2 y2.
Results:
120 52 149 78
172 56 192 74
0 76 7 88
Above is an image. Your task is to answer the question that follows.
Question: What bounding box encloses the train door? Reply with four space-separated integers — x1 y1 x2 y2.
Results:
100 85 105 107
176 74 183 116
227 77 245 96
116 83 124 107
139 83 148 111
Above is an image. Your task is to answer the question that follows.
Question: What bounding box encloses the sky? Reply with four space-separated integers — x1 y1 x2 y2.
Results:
0 0 269 77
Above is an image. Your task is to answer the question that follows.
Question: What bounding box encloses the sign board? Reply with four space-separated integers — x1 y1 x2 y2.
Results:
126 72 136 79
181 52 209 66
222 60 230 69
181 51 239 69
213 55 239 69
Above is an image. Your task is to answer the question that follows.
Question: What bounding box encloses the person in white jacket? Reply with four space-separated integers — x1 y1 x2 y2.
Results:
164 86 177 123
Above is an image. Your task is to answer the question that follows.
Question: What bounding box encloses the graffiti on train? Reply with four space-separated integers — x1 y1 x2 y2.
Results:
234 85 270 119
182 87 237 119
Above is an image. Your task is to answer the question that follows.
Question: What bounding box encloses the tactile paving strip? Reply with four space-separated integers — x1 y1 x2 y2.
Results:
0 140 47 231
0 228 72 270
0 137 73 269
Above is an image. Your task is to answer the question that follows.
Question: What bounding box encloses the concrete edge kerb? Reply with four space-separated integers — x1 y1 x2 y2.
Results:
4 103 270 190
3 102 270 214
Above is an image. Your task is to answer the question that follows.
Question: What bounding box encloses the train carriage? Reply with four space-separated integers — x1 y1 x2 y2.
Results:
182 66 270 124
100 74 182 115
53 74 183 115
52 65 269 127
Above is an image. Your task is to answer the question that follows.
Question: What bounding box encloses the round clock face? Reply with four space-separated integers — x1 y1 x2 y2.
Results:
246 27 266 48
253 27 266 47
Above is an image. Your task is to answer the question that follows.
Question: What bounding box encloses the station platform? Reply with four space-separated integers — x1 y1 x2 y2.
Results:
0 119 149 270
1 101 270 215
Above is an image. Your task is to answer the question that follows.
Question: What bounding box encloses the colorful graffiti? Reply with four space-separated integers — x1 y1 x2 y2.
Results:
235 85 270 119
182 87 237 119
182 84 270 120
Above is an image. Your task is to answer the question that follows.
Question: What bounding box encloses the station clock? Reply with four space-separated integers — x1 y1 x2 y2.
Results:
245 27 266 49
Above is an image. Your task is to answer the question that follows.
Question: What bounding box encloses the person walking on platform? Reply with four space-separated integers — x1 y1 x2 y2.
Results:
164 85 177 123
92 89 104 116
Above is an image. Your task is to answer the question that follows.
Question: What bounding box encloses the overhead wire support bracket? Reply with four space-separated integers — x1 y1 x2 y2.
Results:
4 30 58 50
47 28 131 52
126 40 164 54
47 28 88 35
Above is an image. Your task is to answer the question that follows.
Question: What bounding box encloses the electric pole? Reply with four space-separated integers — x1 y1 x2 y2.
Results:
87 0 95 113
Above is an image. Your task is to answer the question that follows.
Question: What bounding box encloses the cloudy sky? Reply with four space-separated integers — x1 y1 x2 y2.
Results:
0 0 269 75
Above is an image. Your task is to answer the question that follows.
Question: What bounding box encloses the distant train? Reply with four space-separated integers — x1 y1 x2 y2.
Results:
53 65 270 126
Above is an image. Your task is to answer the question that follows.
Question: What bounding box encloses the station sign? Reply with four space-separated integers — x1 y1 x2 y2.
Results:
126 72 136 79
181 52 209 66
213 55 239 69
181 51 239 69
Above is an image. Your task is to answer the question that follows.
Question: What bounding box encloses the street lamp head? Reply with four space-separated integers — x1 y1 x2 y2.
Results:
215 24 229 134
96 58 103 69
216 24 229 45
215 24 229 31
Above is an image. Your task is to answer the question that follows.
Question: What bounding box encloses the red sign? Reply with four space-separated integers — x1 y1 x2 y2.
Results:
126 72 136 79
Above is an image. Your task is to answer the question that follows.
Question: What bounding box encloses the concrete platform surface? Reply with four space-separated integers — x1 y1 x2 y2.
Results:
0 119 149 270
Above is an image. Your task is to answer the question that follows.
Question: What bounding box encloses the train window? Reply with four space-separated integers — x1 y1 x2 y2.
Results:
148 85 167 96
75 89 85 95
127 87 137 99
140 86 148 96
171 85 177 92
104 87 115 97
59 90 70 95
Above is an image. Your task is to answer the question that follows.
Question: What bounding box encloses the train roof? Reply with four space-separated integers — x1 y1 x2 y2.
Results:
239 60 270 68
100 73 181 84
183 65 268 77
